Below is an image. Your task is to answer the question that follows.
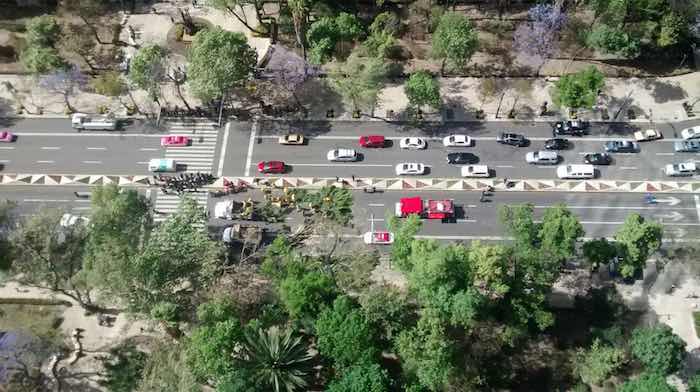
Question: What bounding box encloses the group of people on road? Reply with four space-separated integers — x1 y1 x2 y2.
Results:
152 172 216 195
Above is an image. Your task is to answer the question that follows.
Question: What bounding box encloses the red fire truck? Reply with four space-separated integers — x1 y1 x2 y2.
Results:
394 197 455 220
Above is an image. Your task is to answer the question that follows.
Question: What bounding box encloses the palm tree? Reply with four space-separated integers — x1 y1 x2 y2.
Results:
238 326 314 392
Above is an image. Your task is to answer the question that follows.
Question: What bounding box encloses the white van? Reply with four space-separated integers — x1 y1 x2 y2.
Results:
526 150 559 165
460 165 491 178
148 158 177 172
557 164 595 179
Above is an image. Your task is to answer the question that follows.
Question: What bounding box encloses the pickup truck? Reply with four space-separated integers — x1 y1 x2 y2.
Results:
71 113 118 131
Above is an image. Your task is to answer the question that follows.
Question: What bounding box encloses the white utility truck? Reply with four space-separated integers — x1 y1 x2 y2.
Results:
71 113 118 131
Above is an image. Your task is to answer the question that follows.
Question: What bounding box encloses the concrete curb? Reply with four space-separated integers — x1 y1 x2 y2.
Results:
3 173 700 194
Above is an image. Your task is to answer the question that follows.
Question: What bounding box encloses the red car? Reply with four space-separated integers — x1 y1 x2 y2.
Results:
161 135 191 147
257 161 285 174
359 135 386 148
0 130 15 143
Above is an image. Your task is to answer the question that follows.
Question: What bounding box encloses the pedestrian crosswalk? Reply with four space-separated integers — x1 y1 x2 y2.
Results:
153 190 209 225
154 119 219 222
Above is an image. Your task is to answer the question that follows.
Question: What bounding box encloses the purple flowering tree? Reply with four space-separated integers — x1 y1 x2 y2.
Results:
260 45 320 107
513 4 567 75
38 65 88 113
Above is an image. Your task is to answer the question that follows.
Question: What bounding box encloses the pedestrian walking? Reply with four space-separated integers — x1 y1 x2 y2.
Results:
351 175 356 182
335 176 340 182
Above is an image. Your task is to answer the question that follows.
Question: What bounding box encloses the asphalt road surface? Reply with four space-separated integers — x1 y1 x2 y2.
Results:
5 186 700 241
233 119 700 180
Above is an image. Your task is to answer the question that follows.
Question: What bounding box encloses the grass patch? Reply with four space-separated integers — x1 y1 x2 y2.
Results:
694 311 700 338
0 303 66 344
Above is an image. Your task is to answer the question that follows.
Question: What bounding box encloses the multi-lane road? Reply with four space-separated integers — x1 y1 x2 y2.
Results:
3 117 700 241
5 185 700 241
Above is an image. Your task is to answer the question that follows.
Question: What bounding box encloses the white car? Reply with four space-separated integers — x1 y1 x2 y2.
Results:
395 162 426 176
443 134 472 147
665 161 697 176
460 165 491 178
681 127 700 140
60 213 89 227
634 129 662 141
525 150 559 165
327 148 358 162
363 231 394 245
399 137 427 150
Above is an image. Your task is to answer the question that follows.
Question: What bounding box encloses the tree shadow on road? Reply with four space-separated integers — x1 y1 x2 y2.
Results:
0 96 18 127
642 79 688 104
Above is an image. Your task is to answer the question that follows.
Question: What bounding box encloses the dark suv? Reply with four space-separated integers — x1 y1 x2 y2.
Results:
553 120 588 136
496 132 527 147
447 152 478 164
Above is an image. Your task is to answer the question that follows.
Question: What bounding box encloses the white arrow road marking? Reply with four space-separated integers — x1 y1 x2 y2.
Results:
244 121 257 177
290 163 393 167
653 211 684 222
656 196 681 206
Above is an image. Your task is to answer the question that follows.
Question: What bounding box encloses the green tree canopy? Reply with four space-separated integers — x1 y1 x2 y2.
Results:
387 214 422 272
298 186 354 225
586 24 642 58
279 264 337 319
99 343 147 392
614 213 662 279
552 66 605 109
136 342 200 392
9 208 93 308
538 204 585 263
395 309 455 391
630 325 686 375
315 296 379 368
404 71 442 110
186 319 243 382
330 51 387 113
326 363 391 392
306 13 364 64
187 27 257 101
124 197 221 315
359 284 414 342
0 200 15 272
432 12 479 73
617 372 677 392
20 45 64 74
26 15 61 47
128 44 167 101
574 339 626 386
582 238 617 269
468 241 512 299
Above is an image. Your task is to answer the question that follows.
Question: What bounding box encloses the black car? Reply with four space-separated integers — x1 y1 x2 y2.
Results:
544 138 569 150
583 153 612 165
447 152 479 164
496 132 527 147
554 120 588 136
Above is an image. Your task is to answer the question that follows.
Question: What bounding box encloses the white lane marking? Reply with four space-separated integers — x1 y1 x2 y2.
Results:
0 159 10 163
72 206 91 211
536 166 556 169
368 203 385 207
82 160 102 164
0 146 15 150
36 160 54 163
41 146 60 150
496 165 514 168
290 163 393 167
368 218 385 222
656 152 675 156
140 148 158 151
695 195 700 223
258 135 688 143
244 122 257 177
137 161 149 164
457 219 478 223
86 147 106 150
24 199 89 203
619 166 637 170
533 205 695 210
17 132 161 137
